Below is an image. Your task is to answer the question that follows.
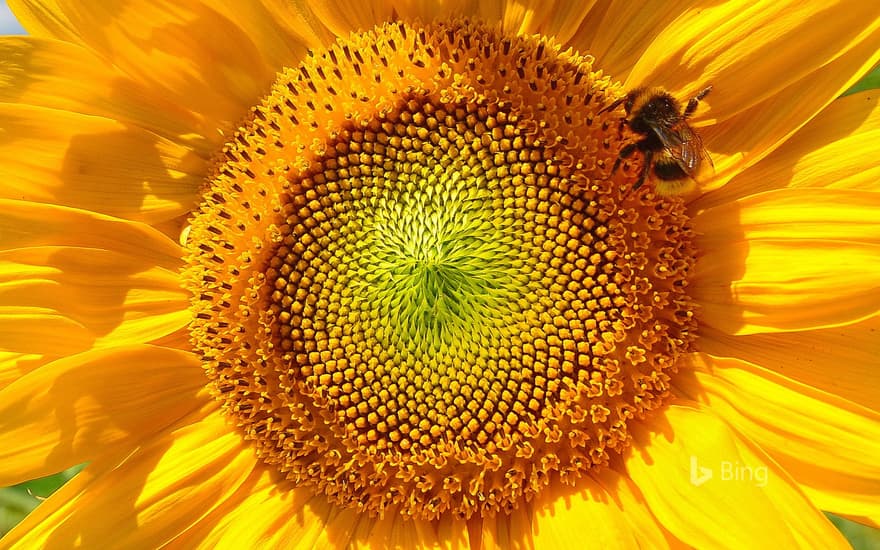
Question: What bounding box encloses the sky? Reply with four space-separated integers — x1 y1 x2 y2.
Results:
0 1 24 34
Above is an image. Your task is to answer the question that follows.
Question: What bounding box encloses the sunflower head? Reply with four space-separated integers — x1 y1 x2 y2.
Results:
183 18 698 520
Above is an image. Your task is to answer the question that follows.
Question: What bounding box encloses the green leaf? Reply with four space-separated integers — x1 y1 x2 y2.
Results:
843 63 880 95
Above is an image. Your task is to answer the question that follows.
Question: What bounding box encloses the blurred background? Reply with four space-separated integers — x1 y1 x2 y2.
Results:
0 1 23 34
0 0 878 547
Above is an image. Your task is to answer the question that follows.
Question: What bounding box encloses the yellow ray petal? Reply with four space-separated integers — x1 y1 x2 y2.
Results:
311 0 597 50
472 0 595 44
478 504 534 550
180 478 460 549
434 514 471 550
0 36 217 157
694 91 880 210
322 508 372 549
696 34 880 193
167 469 341 549
0 306 92 356
0 104 206 223
348 506 464 550
318 505 469 550
10 0 283 132
0 351 54 391
394 0 484 22
694 239 880 335
195 1 326 80
530 469 670 549
261 0 337 49
224 495 337 549
626 403 849 549
691 188 880 335
628 0 880 122
698 317 880 411
677 353 880 526
1 409 253 549
0 246 189 352
308 0 604 41
694 188 880 245
0 345 206 486
567 0 700 83
0 199 182 269
149 326 192 353
6 0 79 42
293 0 395 37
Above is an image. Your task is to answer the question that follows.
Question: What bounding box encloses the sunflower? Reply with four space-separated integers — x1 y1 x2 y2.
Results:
1 0 879 547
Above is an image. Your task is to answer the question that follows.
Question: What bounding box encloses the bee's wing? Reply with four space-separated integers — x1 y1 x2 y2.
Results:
649 121 710 177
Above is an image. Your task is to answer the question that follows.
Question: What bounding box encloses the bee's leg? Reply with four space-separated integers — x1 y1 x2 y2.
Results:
632 149 653 190
684 85 713 118
612 142 637 174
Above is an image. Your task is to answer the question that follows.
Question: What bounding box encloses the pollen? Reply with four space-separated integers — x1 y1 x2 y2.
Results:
183 19 697 520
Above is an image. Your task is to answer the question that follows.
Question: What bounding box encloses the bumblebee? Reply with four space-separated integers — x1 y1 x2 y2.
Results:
603 86 713 196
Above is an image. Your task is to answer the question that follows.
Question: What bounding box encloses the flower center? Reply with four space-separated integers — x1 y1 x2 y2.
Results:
184 19 697 520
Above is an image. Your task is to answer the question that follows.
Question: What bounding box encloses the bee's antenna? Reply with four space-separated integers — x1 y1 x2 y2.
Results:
598 96 625 115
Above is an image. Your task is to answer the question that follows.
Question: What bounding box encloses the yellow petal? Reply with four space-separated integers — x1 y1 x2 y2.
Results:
435 515 472 550
626 403 849 548
0 104 206 223
0 306 92 356
691 188 880 334
2 409 253 549
628 0 880 121
0 345 206 486
522 1 595 45
149 326 192 353
394 0 484 22
694 239 880 335
0 199 182 269
0 351 53 390
325 508 372 550
10 0 282 132
0 142 189 381
694 188 880 245
261 0 337 49
567 0 699 83
167 469 340 549
309 0 598 50
0 246 189 351
6 0 79 42
694 91 880 210
286 0 395 37
347 507 467 550
698 317 880 411
479 504 534 550
698 34 880 192
176 465 415 548
0 36 217 156
352 515 467 550
530 470 670 549
677 353 880 526
194 1 326 79
220 490 337 550
473 0 594 44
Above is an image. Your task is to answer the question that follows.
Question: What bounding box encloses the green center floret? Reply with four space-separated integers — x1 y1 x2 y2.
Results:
351 169 530 354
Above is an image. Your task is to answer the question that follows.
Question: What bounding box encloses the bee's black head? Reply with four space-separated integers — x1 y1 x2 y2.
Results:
623 88 643 114
627 89 681 134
